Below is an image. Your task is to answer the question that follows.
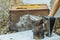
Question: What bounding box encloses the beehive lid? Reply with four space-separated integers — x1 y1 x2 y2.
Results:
10 4 49 11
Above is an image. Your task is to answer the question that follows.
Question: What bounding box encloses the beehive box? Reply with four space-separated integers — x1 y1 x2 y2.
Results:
9 4 49 23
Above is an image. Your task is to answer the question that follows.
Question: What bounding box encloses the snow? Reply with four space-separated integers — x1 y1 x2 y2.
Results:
0 30 60 40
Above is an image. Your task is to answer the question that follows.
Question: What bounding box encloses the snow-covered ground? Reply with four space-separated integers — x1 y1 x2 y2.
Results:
0 30 60 40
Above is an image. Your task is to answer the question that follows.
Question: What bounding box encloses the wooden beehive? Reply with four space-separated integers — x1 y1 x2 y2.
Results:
9 4 49 23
